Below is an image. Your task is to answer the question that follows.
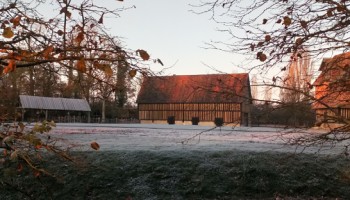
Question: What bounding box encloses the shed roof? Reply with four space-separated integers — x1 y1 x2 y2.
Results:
19 95 91 112
137 73 251 104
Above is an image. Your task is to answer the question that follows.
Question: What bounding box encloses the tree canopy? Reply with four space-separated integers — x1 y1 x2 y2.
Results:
0 0 159 77
195 0 350 69
0 0 157 186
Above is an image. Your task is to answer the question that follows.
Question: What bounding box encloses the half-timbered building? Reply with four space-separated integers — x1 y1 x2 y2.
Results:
313 52 350 125
136 73 252 126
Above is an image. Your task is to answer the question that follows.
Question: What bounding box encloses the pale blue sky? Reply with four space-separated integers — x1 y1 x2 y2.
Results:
106 0 247 75
33 0 260 75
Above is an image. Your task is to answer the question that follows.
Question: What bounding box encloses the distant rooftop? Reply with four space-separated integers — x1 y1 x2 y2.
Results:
137 73 251 104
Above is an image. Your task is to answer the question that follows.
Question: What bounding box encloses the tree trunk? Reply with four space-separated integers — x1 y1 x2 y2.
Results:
101 99 106 123
29 67 35 96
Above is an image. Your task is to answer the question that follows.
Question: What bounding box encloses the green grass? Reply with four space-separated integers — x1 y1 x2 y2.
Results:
1 150 350 199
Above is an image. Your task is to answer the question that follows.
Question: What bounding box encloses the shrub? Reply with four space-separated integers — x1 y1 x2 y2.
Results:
191 117 199 125
167 116 175 125
214 118 224 127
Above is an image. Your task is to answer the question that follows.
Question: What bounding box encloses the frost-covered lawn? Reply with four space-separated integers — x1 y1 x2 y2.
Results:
2 123 350 199
48 123 346 155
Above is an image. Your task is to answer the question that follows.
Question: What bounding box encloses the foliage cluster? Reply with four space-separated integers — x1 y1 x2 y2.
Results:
0 121 71 181
251 102 316 127
0 0 164 121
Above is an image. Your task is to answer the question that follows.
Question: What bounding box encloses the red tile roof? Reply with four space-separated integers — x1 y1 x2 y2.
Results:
136 73 251 104
318 52 350 71
313 92 350 109
314 52 350 86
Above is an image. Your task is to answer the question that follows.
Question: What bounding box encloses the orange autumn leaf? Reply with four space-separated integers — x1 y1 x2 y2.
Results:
103 65 113 77
259 53 267 62
3 60 16 73
129 69 137 78
76 58 86 72
3 27 14 38
136 49 150 61
42 45 54 58
99 53 107 59
91 142 100 150
75 32 84 44
12 16 21 27
20 50 33 58
3 149 7 156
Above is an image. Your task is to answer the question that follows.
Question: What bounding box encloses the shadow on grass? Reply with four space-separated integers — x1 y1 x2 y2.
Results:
1 150 350 199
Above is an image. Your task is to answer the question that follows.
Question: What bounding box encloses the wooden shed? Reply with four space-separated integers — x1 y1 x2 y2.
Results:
18 95 91 122
136 73 252 126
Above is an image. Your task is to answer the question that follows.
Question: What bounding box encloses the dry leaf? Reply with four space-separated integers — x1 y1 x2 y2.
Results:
57 30 64 36
250 43 255 51
76 58 86 72
283 16 292 26
75 32 84 44
157 58 164 66
265 35 271 42
3 60 16 73
104 65 113 77
3 27 14 38
129 69 137 78
257 41 264 47
295 38 303 46
42 45 54 58
300 21 307 29
327 9 333 17
98 13 104 24
136 49 150 61
12 16 21 27
259 53 267 62
91 142 100 150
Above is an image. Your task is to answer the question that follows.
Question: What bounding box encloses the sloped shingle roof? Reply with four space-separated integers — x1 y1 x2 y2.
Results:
19 95 91 112
137 73 251 104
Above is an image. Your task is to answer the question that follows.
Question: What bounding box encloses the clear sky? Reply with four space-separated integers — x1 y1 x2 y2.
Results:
106 0 248 76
